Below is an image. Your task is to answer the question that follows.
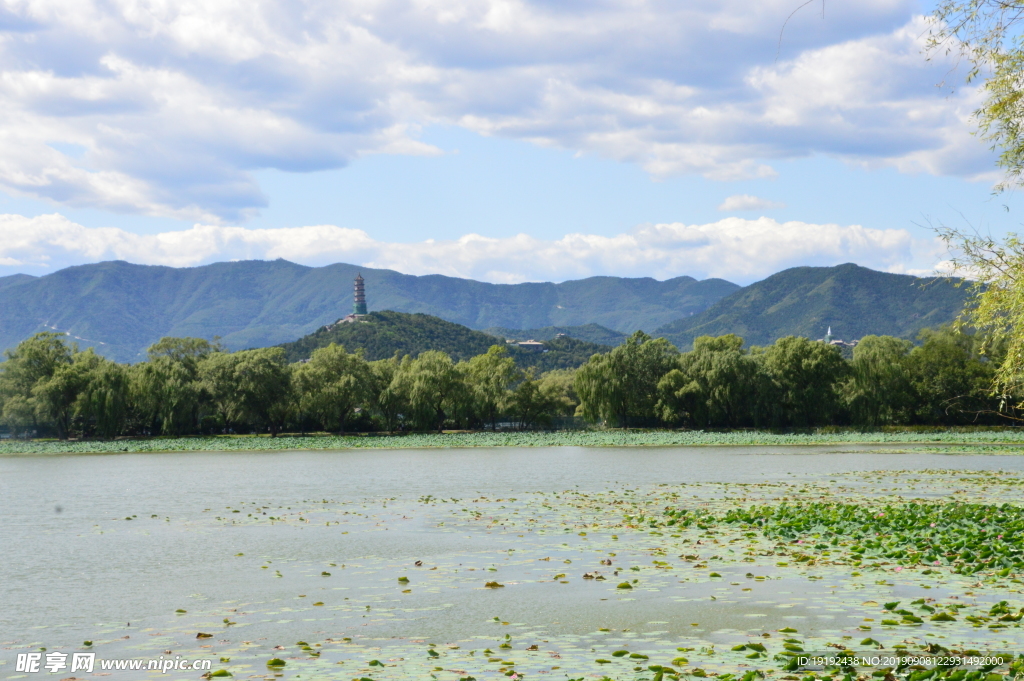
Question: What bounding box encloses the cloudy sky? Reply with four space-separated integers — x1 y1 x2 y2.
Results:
0 0 1016 284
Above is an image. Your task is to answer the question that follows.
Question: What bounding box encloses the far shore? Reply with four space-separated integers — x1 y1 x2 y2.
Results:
3 427 1024 455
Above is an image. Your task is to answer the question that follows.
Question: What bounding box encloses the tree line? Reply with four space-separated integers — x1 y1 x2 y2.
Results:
0 327 1011 439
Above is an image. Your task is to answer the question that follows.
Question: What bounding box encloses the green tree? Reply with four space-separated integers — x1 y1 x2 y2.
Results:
657 335 762 428
927 2 1024 408
535 369 579 419
75 356 131 438
655 368 694 426
132 357 201 435
147 337 221 364
933 226 1024 408
574 353 617 424
33 349 102 439
395 351 466 432
466 345 520 430
842 335 917 426
0 332 75 395
132 337 217 435
909 326 1001 423
757 336 847 427
226 348 293 436
0 332 75 436
509 373 544 429
294 343 370 434
198 351 240 430
509 369 577 429
367 355 410 433
1 395 35 438
575 331 678 427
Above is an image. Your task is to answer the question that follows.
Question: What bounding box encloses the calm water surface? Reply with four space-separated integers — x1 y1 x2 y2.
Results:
2 445 1022 679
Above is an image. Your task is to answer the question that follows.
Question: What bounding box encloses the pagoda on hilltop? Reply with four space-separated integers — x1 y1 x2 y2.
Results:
353 273 367 315
337 273 369 324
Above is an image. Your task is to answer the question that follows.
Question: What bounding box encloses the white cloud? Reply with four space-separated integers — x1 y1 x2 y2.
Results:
0 212 940 284
718 194 786 211
0 1 995 219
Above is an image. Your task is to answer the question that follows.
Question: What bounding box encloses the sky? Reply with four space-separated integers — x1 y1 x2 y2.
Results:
0 0 1019 285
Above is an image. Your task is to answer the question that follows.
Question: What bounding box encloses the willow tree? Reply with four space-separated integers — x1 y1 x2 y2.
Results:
575 331 678 427
842 335 916 426
928 2 1024 406
909 326 1001 422
367 355 410 434
75 355 131 438
32 349 101 439
466 345 520 430
934 226 1024 403
226 348 293 437
657 334 761 428
930 1 1024 191
395 350 465 432
133 337 217 435
294 343 370 434
0 332 75 436
757 336 847 427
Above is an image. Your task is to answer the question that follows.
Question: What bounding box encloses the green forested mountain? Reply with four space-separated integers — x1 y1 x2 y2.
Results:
280 311 501 362
0 260 970 364
0 260 734 362
279 310 610 369
0 273 33 292
654 263 969 349
483 323 627 346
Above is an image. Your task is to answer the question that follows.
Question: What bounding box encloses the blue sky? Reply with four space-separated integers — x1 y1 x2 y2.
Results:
0 0 1017 284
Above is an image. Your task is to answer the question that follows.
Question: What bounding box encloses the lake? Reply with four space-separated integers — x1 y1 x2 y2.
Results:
2 445 1023 680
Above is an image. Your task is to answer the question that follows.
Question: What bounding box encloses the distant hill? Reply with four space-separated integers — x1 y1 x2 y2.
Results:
279 310 609 370
0 260 971 363
280 311 500 362
0 260 735 362
0 273 33 292
483 323 627 346
654 263 968 349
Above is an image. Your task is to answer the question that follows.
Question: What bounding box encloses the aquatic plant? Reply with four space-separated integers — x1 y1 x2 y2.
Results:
715 501 1024 574
5 428 1024 455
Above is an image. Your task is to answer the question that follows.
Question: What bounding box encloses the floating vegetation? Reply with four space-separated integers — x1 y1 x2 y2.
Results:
5 428 1024 454
715 501 1024 574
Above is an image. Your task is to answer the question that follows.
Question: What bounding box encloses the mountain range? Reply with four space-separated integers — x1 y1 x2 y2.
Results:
0 259 969 362
653 263 967 348
0 259 733 362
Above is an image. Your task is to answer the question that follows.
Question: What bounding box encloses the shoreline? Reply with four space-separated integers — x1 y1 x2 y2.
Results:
4 429 1024 455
